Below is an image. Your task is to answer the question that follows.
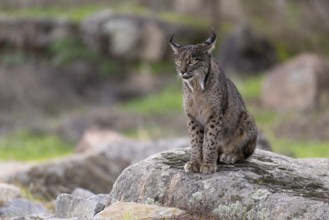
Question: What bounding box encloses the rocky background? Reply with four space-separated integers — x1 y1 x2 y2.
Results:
0 0 329 219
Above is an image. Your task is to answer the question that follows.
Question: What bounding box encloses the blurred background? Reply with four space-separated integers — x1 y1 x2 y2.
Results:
0 0 329 162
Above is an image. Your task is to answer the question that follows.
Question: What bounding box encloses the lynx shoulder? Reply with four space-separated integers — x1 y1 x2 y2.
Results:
170 31 257 174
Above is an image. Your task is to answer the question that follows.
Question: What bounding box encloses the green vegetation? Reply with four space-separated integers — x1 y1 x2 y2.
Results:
149 61 176 75
0 5 105 21
50 38 122 76
0 131 73 161
50 38 97 65
0 50 38 65
275 41 296 62
120 84 183 115
270 138 329 158
233 76 263 101
2 2 328 61
0 4 211 28
132 61 176 76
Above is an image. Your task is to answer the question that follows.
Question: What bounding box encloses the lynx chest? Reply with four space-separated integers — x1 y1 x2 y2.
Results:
183 91 213 126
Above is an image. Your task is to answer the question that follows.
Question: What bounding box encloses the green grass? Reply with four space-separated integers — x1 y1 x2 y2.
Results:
270 138 329 158
50 38 97 64
120 85 183 115
0 3 211 28
0 131 73 161
0 51 37 66
0 5 105 21
49 37 123 76
233 75 263 101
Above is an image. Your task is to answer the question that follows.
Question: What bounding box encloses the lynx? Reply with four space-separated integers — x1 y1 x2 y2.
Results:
170 31 257 174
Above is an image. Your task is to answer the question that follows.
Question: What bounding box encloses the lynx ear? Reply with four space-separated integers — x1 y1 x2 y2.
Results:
169 34 181 54
202 30 217 54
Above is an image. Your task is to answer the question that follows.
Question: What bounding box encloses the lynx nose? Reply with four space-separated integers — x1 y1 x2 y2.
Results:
180 71 187 76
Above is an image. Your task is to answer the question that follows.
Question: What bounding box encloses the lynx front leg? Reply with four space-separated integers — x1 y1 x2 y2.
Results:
184 117 204 173
200 116 221 174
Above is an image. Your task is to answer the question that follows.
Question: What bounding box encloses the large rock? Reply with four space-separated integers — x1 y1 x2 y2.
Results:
55 196 195 220
218 26 276 74
76 129 190 157
75 129 135 153
0 17 77 50
108 148 329 220
8 213 53 220
262 53 329 112
55 194 105 220
0 198 49 219
94 202 195 220
81 10 207 62
0 183 21 206
3 135 189 198
0 162 32 181
5 150 130 197
82 10 163 61
3 131 271 199
0 63 108 112
71 188 96 200
299 158 329 169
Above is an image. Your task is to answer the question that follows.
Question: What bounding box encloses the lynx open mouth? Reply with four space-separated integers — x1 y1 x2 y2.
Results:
182 75 193 80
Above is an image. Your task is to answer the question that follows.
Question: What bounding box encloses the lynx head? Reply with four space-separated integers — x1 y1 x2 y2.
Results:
169 31 216 91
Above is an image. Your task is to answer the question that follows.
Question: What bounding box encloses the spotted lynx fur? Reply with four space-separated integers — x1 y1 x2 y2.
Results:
170 31 257 174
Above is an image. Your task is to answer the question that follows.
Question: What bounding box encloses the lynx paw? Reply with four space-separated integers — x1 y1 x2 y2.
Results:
200 163 218 174
219 153 238 164
184 161 200 173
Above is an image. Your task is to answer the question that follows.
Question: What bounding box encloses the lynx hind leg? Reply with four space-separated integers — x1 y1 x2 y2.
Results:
242 133 257 159
219 153 241 165
242 111 258 159
219 111 257 164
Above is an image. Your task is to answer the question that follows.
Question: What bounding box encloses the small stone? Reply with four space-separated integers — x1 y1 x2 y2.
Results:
94 203 105 215
55 194 101 220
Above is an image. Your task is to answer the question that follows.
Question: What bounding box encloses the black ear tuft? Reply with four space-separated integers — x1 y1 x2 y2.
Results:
203 29 217 54
169 34 181 53
169 34 175 43
205 29 217 45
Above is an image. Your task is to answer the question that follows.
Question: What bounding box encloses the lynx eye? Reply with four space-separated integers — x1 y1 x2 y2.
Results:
175 60 182 66
188 59 198 65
